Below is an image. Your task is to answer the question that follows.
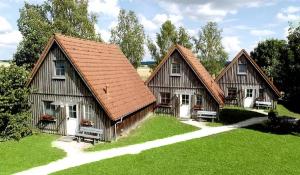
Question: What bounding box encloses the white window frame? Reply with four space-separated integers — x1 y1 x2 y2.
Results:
238 62 247 75
53 60 66 79
84 104 93 119
43 101 56 116
171 62 181 76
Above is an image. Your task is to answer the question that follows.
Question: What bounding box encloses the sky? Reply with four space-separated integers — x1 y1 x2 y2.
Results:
0 0 300 61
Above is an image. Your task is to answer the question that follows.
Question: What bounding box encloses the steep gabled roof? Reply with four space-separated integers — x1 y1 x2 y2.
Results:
27 34 156 121
215 49 281 98
146 45 224 106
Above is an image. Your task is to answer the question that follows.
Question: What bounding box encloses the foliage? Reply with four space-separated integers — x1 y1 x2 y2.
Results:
87 115 197 151
193 22 228 76
219 107 266 124
14 0 101 69
250 39 288 90
0 134 65 175
0 64 32 140
147 20 193 69
53 127 300 175
268 109 278 118
110 9 145 68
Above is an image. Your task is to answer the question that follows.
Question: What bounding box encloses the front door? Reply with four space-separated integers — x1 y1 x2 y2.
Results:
244 89 254 108
66 104 78 135
180 94 191 118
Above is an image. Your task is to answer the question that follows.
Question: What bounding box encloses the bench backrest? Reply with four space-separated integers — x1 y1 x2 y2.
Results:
197 111 217 115
79 127 103 135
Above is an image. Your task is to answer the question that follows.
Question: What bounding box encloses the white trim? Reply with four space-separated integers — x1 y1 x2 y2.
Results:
83 105 86 119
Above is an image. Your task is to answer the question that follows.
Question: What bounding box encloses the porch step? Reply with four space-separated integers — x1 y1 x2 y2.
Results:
57 136 75 142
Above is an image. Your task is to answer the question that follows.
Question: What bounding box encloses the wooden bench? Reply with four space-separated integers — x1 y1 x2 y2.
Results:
75 127 103 144
196 111 217 122
255 101 272 109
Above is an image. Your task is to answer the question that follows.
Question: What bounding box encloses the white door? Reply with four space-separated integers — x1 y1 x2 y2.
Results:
66 104 78 135
180 94 191 118
244 89 254 108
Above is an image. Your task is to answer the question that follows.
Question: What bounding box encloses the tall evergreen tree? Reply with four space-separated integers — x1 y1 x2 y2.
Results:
110 9 145 68
193 22 228 76
147 20 192 69
14 0 101 69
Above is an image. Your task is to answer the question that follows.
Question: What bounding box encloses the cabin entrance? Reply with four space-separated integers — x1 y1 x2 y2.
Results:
244 88 255 108
66 104 78 135
180 94 191 118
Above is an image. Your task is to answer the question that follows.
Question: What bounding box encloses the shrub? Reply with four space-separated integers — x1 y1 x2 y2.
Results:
268 110 278 118
219 107 265 124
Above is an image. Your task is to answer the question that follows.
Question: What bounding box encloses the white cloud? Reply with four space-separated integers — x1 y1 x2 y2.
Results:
250 29 275 36
277 6 300 21
222 36 241 55
139 15 157 31
0 16 12 32
0 31 22 47
88 0 120 17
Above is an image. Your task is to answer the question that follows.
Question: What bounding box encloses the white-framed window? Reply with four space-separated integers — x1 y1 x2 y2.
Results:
182 94 189 105
246 89 253 97
238 62 247 74
171 62 181 75
160 92 171 105
84 105 93 119
43 101 56 116
69 105 77 118
227 88 237 99
53 60 65 77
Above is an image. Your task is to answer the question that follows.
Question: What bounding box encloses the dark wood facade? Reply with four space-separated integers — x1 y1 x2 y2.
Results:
216 52 279 108
29 43 154 141
147 50 220 118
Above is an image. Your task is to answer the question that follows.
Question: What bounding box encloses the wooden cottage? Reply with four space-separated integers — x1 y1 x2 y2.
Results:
27 34 156 141
215 49 281 109
146 45 224 118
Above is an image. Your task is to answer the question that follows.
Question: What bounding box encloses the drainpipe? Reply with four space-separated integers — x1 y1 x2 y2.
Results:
114 117 123 141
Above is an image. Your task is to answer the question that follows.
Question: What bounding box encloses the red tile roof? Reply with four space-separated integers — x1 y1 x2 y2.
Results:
28 34 156 121
215 49 281 98
146 45 225 106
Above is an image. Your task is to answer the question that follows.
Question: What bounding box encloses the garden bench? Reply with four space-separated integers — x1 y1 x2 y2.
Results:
75 127 103 144
255 101 272 109
196 111 217 122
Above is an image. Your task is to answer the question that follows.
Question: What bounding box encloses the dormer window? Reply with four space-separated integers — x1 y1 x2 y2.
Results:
53 60 65 79
171 62 180 76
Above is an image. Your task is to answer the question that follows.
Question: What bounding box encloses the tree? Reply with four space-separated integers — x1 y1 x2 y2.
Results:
193 22 228 76
14 0 101 69
0 64 32 140
110 9 145 68
250 39 287 90
147 20 193 69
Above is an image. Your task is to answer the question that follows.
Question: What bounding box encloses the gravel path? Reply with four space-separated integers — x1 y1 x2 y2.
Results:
15 117 267 175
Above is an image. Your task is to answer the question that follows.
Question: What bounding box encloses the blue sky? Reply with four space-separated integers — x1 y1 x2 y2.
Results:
0 0 300 61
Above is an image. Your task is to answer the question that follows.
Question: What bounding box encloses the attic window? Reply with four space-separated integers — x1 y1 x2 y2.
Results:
53 60 65 79
238 62 247 75
171 62 181 76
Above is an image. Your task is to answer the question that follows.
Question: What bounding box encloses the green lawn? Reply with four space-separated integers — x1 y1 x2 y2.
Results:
277 104 300 119
53 125 300 175
87 115 198 151
0 134 66 175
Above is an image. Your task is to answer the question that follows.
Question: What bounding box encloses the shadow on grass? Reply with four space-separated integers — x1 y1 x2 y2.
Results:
217 107 266 125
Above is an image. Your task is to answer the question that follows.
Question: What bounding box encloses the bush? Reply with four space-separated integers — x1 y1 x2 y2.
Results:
219 107 265 124
0 112 32 141
268 110 278 118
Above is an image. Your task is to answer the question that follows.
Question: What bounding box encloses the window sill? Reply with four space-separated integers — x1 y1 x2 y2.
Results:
52 76 66 80
170 74 181 77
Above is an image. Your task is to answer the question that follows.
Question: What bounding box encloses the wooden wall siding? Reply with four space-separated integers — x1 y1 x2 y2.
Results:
148 50 219 116
29 44 113 141
217 55 276 107
115 103 155 135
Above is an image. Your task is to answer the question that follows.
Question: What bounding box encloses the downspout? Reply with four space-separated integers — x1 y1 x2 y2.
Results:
114 117 123 141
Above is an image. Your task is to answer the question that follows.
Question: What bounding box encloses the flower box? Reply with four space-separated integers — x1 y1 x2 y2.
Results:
81 119 94 127
40 114 56 122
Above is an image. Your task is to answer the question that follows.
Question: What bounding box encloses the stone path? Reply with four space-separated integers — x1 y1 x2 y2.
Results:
15 117 267 175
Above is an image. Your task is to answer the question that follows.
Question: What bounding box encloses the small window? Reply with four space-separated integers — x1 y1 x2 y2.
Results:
182 94 189 105
196 95 203 106
160 92 171 105
238 62 247 74
259 89 264 99
84 105 93 119
69 105 77 118
54 60 65 77
171 63 180 75
227 88 237 99
246 89 253 98
44 101 56 116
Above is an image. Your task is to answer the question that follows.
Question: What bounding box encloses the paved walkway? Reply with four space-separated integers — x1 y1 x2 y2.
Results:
15 117 267 175
180 119 210 129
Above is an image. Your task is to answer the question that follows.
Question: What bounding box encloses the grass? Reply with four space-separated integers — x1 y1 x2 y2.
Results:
87 115 198 151
277 104 300 119
52 124 300 175
0 134 66 175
